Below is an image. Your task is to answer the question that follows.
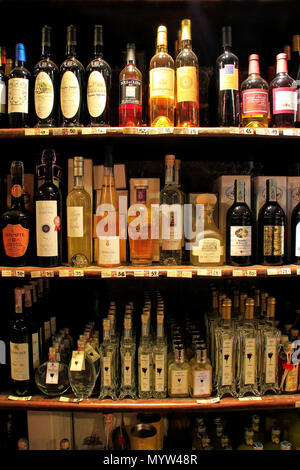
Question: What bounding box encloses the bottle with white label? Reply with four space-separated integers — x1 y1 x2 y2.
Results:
0 46 7 127
168 346 190 397
99 318 117 400
138 313 153 398
8 43 31 128
119 315 137 399
60 25 85 127
35 346 69 397
190 346 212 398
86 24 111 127
68 339 96 398
35 149 62 267
153 314 167 398
119 43 142 127
9 287 33 396
67 156 92 267
33 25 59 127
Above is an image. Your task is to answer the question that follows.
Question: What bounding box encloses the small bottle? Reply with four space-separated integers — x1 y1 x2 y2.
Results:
0 45 7 127
251 414 265 444
99 318 117 400
264 426 281 450
190 346 212 398
138 313 153 398
33 25 59 127
67 156 92 267
68 339 96 398
292 35 300 127
168 346 190 398
291 198 300 264
153 314 167 398
35 346 69 397
86 25 111 127
119 316 137 400
241 54 269 128
119 43 142 127
24 285 40 373
60 25 85 127
269 53 297 128
8 43 31 128
236 428 255 450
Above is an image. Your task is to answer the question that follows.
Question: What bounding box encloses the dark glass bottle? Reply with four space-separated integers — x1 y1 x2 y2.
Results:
35 149 62 267
9 287 33 396
24 285 40 373
29 280 43 364
291 198 300 264
33 25 59 127
86 25 111 127
216 26 239 127
292 35 300 128
1 161 30 266
0 45 7 127
226 179 254 266
7 43 31 128
119 43 142 127
269 53 297 128
60 25 85 127
258 178 286 265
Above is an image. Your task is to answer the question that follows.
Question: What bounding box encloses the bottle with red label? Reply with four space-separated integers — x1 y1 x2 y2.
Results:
241 54 269 128
269 53 297 128
1 161 30 266
119 43 142 127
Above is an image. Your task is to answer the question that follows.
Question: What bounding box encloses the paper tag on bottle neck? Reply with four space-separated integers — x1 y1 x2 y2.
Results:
85 343 100 363
70 350 85 371
46 361 59 384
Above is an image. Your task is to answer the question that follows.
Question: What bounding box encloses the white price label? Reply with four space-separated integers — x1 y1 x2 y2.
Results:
73 270 84 277
44 270 55 277
39 129 50 135
167 270 177 278
134 270 144 277
267 268 278 276
246 269 257 277
2 270 12 277
232 270 244 277
229 127 240 134
197 269 208 276
53 128 63 136
238 397 262 402
16 270 25 277
211 269 222 277
31 271 41 278
59 270 70 278
283 129 296 136
149 270 159 278
67 128 78 135
280 267 291 275
297 269 300 276
101 270 112 278
242 128 254 135
196 397 220 404
59 396 70 402
116 271 126 278
70 351 85 372
46 362 59 385
8 395 32 401
25 129 35 136
149 127 174 135
181 271 192 278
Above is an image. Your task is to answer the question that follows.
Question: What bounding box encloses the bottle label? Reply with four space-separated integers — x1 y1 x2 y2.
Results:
10 342 30 381
285 364 299 392
85 343 100 363
242 88 268 116
221 338 233 386
265 337 277 384
103 356 112 387
170 369 189 395
120 78 141 105
192 370 211 396
161 205 183 251
8 78 29 114
219 65 239 91
295 222 300 256
263 226 284 256
36 200 59 257
70 350 85 372
140 354 151 391
244 338 256 385
154 353 166 392
192 238 222 263
60 71 80 119
87 70 107 118
32 332 40 370
230 226 252 256
123 353 132 387
272 87 297 114
150 67 174 98
2 224 29 258
44 320 51 342
34 71 54 120
46 362 59 385
98 236 120 265
176 66 197 103
0 81 6 113
67 206 83 238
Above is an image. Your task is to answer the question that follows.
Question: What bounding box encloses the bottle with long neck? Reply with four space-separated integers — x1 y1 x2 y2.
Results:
35 149 62 267
119 43 142 127
149 25 175 127
216 26 239 127
67 156 92 267
119 316 137 400
153 314 167 398
1 161 30 266
138 313 153 398
60 25 85 127
175 19 199 127
8 43 31 128
86 25 111 127
34 25 59 127
0 45 7 127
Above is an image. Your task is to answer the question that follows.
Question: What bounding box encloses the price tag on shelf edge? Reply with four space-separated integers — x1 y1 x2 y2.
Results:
232 270 244 277
15 270 25 277
246 269 257 277
167 270 178 278
31 271 41 278
73 269 84 277
181 270 193 278
134 270 144 277
101 270 112 278
2 270 12 277
59 270 70 278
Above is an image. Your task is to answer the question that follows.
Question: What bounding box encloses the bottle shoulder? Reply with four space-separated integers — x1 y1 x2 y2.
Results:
36 183 61 200
9 66 31 79
86 57 112 74
258 202 285 219
67 187 91 204
34 58 59 75
270 73 297 89
241 75 269 91
216 50 239 66
120 64 142 80
176 48 199 68
60 57 85 72
150 51 174 70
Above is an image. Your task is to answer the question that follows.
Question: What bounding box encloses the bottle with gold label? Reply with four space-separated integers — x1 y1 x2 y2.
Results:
190 193 225 266
279 342 299 393
149 25 175 127
175 19 199 127
190 346 212 398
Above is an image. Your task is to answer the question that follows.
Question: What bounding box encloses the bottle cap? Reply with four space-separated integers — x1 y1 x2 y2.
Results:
157 25 167 47
15 43 26 62
94 24 103 46
244 298 255 319
67 25 77 46
293 35 300 52
42 25 52 47
283 45 291 60
165 154 175 167
73 156 84 177
222 26 232 48
181 19 191 42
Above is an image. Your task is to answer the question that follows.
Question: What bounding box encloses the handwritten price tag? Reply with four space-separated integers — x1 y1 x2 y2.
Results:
267 268 278 276
38 128 50 135
211 269 222 277
116 271 126 278
280 267 291 275
44 270 55 277
197 269 208 276
232 270 244 277
149 270 159 277
134 270 144 277
73 270 84 277
8 395 32 401
238 397 262 402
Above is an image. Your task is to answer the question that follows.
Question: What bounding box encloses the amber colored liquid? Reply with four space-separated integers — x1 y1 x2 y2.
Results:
149 96 174 126
128 206 153 264
176 101 199 127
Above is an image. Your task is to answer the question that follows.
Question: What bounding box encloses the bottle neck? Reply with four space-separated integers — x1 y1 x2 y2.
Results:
276 57 288 74
94 43 103 58
181 39 192 50
234 180 245 203
44 159 53 184
266 179 277 203
165 166 175 185
248 59 260 75
66 43 77 58
41 44 51 59
73 175 83 188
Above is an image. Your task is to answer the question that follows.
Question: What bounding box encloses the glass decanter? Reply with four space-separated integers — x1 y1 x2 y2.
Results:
35 346 70 397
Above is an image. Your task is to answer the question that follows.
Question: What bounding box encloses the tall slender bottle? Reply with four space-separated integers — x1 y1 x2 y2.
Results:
138 313 153 398
8 43 31 128
119 43 142 127
292 35 300 127
86 25 111 127
1 161 30 266
269 53 297 128
149 25 175 127
291 197 300 264
24 285 40 373
33 25 59 127
153 314 167 398
240 54 269 128
0 45 7 127
35 149 62 267
60 25 85 127
175 19 199 127
67 156 92 267
216 26 239 127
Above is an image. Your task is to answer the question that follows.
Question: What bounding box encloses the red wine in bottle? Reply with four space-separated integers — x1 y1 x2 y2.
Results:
119 43 142 127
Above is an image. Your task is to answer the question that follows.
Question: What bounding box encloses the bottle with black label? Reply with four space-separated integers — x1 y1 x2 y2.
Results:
33 25 59 127
119 43 142 127
59 25 85 127
86 25 111 127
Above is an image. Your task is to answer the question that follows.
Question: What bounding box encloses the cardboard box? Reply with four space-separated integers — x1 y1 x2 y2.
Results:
27 411 73 450
7 174 34 214
68 158 93 212
73 412 105 450
287 176 300 260
93 164 126 190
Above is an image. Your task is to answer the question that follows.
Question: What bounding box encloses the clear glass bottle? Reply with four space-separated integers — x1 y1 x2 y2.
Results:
236 428 255 450
153 314 167 398
264 426 281 450
138 313 153 398
68 339 96 398
99 318 117 400
119 316 137 400
67 156 92 267
160 154 184 265
251 414 265 444
191 418 207 450
35 346 69 396
190 346 212 398
119 43 142 127
190 193 225 266
168 346 190 398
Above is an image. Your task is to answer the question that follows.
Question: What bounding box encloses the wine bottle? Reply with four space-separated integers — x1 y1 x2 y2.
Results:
226 179 254 266
258 178 286 265
35 149 62 267
33 25 59 127
0 45 7 127
60 25 85 127
7 43 31 128
1 161 30 267
292 35 300 128
24 285 40 372
86 25 111 127
9 287 33 396
216 26 239 127
119 43 142 127
291 198 300 264
269 53 297 128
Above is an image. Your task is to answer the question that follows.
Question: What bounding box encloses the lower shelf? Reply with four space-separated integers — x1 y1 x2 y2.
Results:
1 393 300 412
